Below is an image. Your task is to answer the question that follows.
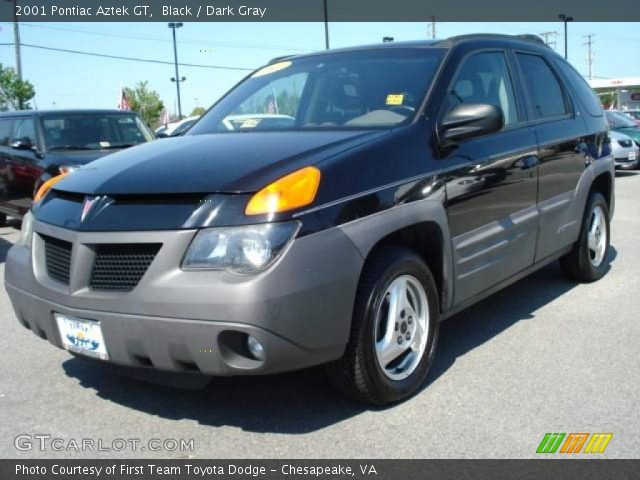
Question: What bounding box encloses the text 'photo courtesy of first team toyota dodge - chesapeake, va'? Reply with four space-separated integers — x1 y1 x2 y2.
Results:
4 34 614 405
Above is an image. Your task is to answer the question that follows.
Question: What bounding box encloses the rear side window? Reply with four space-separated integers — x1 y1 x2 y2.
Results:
516 53 569 119
0 118 12 146
555 59 603 117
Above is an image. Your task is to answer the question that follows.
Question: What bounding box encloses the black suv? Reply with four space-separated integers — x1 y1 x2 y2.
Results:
5 35 614 405
0 109 154 224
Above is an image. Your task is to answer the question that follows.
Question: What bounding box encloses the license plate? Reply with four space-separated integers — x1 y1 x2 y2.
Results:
55 313 109 360
629 151 637 161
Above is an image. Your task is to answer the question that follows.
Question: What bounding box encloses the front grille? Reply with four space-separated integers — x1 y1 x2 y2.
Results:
618 139 633 148
42 235 73 285
89 243 162 292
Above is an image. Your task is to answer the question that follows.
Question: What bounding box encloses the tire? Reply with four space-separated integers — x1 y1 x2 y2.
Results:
0 212 7 227
326 246 439 405
560 192 610 282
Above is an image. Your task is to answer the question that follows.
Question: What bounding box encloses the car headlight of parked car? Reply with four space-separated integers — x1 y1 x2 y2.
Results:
182 221 300 274
18 211 34 249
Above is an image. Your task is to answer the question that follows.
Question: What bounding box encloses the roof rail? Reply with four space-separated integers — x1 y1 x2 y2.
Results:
515 34 549 47
441 33 551 48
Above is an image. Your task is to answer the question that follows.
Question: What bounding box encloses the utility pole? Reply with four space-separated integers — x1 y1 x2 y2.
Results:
583 34 595 80
539 31 558 50
558 14 573 60
168 22 185 119
323 0 329 50
6 0 23 108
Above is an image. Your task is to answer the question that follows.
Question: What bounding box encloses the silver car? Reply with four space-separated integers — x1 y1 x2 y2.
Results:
610 130 639 170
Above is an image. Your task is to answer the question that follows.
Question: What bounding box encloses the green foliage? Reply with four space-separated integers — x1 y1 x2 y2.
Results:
275 90 300 117
190 106 206 117
124 81 165 128
0 64 35 111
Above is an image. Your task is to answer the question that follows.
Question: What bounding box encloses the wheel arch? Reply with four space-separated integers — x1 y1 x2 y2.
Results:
590 170 613 212
338 200 454 312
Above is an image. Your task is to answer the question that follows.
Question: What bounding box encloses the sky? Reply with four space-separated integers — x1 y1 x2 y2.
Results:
0 21 639 116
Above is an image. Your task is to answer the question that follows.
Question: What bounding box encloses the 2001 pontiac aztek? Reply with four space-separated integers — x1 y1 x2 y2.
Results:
5 34 614 405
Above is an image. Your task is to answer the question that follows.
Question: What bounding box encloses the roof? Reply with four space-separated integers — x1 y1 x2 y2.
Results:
0 109 137 117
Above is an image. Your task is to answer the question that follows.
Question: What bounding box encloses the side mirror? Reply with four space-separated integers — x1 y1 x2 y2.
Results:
438 103 504 146
11 137 34 150
156 132 168 139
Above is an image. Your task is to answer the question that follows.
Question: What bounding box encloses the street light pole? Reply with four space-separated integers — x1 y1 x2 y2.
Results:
168 22 184 119
558 14 573 60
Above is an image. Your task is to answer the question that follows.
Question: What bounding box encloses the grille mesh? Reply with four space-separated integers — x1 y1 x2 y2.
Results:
42 235 72 285
89 244 161 292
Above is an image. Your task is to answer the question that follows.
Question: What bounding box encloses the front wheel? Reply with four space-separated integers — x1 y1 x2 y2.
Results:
560 192 610 282
326 247 439 405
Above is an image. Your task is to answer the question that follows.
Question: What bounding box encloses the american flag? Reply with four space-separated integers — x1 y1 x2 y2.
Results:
264 89 279 115
118 89 131 110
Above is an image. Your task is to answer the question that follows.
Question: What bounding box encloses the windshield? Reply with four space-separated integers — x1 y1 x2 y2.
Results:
606 111 638 129
41 113 154 151
189 48 446 134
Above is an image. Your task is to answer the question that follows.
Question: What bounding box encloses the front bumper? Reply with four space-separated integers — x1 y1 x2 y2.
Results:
5 221 363 375
614 157 639 170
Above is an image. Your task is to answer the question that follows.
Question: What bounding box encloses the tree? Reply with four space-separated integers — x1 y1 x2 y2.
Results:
124 81 164 128
0 64 35 111
190 106 206 117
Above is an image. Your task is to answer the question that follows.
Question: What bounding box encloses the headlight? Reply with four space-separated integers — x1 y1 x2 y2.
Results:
182 222 300 274
18 211 34 248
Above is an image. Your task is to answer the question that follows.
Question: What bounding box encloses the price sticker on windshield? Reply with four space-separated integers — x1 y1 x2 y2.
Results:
240 118 262 128
386 94 404 106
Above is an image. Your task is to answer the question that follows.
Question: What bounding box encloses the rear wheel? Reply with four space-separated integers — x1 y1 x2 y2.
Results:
560 192 610 282
326 247 439 405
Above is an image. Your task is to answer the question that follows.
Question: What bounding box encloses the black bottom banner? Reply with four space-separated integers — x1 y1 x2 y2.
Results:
1 459 638 480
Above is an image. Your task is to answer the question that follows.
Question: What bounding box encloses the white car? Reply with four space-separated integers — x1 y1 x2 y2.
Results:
159 115 201 137
610 130 639 170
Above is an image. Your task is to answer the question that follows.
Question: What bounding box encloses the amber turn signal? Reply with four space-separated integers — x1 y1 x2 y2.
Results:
245 166 321 216
33 172 68 203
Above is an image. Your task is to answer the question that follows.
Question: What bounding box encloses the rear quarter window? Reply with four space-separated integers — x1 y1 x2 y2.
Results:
555 59 603 117
516 53 569 120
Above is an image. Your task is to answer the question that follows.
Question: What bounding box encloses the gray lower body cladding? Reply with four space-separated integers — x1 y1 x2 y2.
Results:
5 222 363 375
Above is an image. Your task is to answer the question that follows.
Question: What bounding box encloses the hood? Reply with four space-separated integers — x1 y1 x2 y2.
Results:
609 130 632 142
53 130 387 196
612 126 640 141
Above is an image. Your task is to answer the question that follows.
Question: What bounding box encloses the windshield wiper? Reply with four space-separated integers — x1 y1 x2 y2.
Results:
47 145 94 151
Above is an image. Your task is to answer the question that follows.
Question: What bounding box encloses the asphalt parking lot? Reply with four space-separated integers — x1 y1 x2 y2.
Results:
1 171 639 460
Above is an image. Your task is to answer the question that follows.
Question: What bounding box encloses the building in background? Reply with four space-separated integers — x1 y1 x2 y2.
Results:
589 77 640 110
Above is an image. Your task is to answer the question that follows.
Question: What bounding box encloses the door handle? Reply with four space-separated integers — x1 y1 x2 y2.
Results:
520 156 539 170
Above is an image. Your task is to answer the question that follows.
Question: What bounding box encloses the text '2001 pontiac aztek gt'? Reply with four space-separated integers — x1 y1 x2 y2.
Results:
5 35 614 405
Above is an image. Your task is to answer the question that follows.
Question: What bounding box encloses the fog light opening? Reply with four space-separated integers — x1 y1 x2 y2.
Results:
246 335 265 361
